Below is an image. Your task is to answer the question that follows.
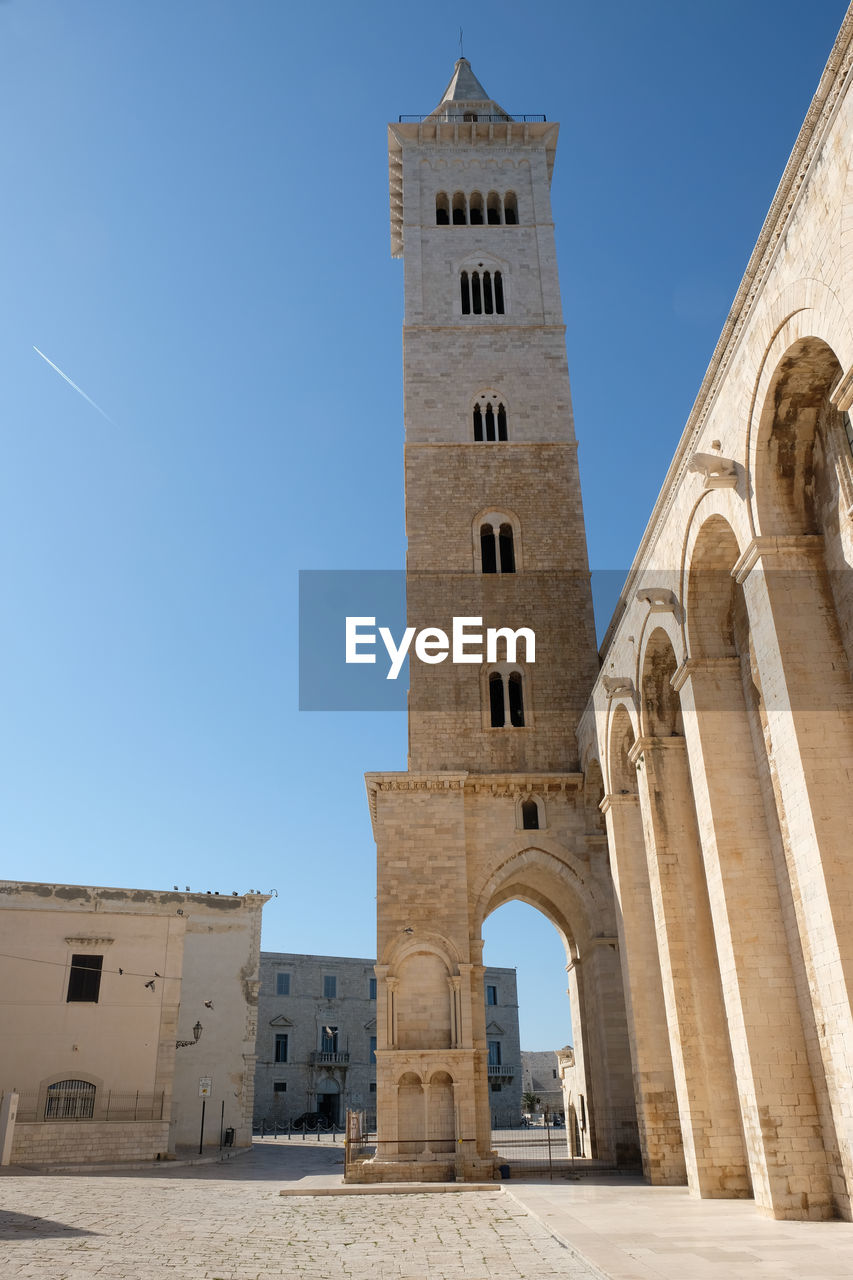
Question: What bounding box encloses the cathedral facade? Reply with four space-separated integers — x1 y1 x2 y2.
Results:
359 8 853 1222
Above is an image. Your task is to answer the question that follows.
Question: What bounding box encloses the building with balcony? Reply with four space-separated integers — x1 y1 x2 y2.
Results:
254 953 521 1126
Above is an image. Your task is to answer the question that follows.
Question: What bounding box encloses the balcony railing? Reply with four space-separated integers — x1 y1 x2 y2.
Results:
309 1050 350 1065
487 1064 516 1078
398 113 546 124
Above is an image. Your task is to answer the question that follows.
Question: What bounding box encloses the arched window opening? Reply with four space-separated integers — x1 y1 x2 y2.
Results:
487 192 502 225
463 111 478 123
494 271 505 314
484 402 496 441
489 673 505 727
45 1079 96 1120
461 271 471 315
508 672 525 726
435 192 450 225
472 271 483 314
521 798 539 830
469 192 484 225
504 193 518 224
452 192 467 225
483 271 494 314
499 523 515 573
497 403 508 440
473 402 484 441
480 523 497 574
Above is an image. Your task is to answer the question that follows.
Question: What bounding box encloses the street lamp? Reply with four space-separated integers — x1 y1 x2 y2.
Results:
176 1021 204 1050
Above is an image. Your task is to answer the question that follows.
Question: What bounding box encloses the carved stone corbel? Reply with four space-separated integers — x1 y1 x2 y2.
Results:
687 451 738 489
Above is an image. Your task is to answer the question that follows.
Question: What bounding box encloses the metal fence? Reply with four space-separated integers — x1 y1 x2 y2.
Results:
343 1110 641 1181
252 1117 346 1141
14 1089 166 1123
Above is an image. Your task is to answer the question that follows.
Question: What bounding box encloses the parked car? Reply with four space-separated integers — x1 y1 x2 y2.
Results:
292 1111 334 1131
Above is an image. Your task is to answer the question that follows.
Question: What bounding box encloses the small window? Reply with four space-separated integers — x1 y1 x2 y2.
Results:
489 672 505 728
487 191 502 224
323 975 337 999
67 954 103 1004
504 192 518 224
452 191 467 225
472 271 482 313
508 672 525 727
44 1079 95 1120
491 1082 502 1092
436 192 450 225
369 1082 377 1093
497 403 507 440
489 671 526 729
553 1069 558 1079
469 191 484 225
370 1035 377 1063
273 1081 287 1093
369 977 377 1000
494 271 505 313
480 523 498 575
274 1034 288 1063
276 972 291 996
473 402 484 441
461 271 471 315
498 523 515 573
522 798 539 830
487 1040 502 1066
486 984 498 1006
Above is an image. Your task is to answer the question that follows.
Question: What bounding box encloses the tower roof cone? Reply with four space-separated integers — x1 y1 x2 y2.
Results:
428 57 510 121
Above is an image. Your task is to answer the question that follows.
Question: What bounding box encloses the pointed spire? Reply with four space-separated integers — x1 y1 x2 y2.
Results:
428 57 510 122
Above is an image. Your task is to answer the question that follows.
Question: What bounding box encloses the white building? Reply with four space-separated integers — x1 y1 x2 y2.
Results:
0 880 267 1164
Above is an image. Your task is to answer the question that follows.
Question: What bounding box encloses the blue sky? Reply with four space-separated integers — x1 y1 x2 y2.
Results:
1 0 847 1048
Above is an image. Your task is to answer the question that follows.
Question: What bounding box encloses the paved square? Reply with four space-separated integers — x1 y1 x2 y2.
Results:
0 1144 599 1280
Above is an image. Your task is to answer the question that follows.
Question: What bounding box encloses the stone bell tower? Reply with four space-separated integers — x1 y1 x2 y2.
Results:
358 59 640 1183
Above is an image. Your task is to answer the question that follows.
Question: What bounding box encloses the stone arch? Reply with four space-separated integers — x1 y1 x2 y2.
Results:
639 628 683 738
680 509 837 1216
581 753 605 834
396 951 452 1051
472 506 522 573
607 703 637 796
684 513 742 660
753 336 844 536
426 1069 455 1153
478 849 636 1167
471 841 608 943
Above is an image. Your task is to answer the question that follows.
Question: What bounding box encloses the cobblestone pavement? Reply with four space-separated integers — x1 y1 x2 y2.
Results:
0 1143 601 1280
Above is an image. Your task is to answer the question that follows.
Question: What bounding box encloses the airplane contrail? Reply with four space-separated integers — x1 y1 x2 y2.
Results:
32 345 114 424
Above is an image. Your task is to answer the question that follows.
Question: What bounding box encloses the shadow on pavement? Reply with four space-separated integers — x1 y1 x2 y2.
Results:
0 1210 98 1239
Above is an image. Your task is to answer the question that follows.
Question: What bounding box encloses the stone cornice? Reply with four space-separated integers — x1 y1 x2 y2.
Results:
732 534 824 583
671 656 740 692
365 770 584 824
599 792 638 814
597 10 853 661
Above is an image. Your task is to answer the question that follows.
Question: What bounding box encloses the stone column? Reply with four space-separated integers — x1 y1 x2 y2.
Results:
736 536 853 1197
631 734 749 1198
675 656 833 1219
601 790 686 1185
385 977 399 1049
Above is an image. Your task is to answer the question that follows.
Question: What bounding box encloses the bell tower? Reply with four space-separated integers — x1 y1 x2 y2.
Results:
359 59 642 1183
